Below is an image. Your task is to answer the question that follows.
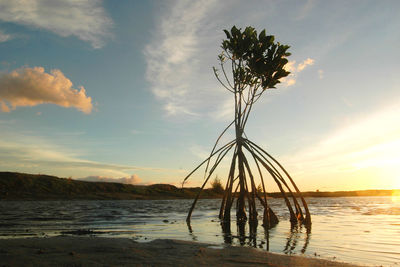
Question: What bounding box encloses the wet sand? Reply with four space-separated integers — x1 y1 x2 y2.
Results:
0 236 362 267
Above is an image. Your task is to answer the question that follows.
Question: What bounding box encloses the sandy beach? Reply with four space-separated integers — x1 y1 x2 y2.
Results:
0 236 362 267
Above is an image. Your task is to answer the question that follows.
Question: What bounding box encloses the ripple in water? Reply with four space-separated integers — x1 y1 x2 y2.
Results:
0 196 399 266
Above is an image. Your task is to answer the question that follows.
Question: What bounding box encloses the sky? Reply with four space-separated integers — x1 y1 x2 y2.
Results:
0 0 399 191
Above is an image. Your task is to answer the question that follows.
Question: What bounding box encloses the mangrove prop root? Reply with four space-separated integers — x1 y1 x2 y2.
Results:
185 136 311 227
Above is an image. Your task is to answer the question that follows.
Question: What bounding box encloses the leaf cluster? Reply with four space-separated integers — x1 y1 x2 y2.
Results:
220 26 291 90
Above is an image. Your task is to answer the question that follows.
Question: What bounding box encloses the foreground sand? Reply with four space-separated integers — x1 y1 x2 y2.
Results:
0 236 362 267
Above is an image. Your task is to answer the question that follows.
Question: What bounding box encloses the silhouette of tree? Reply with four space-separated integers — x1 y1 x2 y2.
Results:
183 26 311 228
210 176 224 194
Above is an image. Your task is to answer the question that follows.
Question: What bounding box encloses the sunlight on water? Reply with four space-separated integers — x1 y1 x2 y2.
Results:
392 190 400 203
0 197 399 266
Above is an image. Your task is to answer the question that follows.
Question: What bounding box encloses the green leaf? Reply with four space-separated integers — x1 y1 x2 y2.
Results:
217 25 291 91
223 29 231 39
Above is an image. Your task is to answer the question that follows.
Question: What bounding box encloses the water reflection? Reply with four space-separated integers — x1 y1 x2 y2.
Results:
391 190 400 203
1 198 399 266
186 222 198 241
283 223 311 254
215 220 311 254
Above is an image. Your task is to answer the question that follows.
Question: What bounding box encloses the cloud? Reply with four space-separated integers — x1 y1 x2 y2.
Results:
144 0 224 117
284 58 314 73
0 30 12 42
0 0 112 48
0 124 187 182
212 98 234 121
284 78 297 87
281 58 314 86
0 66 93 113
144 1 315 117
297 58 314 71
165 102 198 116
77 174 144 185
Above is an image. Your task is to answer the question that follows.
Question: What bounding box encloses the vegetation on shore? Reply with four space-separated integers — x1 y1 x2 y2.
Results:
0 172 396 201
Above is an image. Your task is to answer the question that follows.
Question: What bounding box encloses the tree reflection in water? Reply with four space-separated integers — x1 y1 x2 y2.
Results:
218 221 311 254
283 223 312 254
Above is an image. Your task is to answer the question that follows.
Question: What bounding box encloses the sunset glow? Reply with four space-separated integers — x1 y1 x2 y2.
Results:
1 2 400 267
392 190 400 203
0 0 399 191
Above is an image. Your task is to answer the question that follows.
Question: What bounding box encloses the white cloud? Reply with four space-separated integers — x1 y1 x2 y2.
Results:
0 66 93 113
297 58 314 71
283 61 296 72
284 78 297 87
0 0 112 48
165 102 199 116
212 98 234 121
282 58 314 87
0 30 12 42
145 2 322 185
77 174 145 185
144 1 315 118
144 0 225 117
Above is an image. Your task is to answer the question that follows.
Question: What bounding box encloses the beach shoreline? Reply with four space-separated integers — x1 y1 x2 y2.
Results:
0 236 362 267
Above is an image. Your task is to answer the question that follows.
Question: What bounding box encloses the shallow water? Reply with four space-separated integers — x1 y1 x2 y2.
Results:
0 196 399 266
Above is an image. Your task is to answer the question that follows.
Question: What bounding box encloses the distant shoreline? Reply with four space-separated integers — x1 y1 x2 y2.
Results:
0 171 397 201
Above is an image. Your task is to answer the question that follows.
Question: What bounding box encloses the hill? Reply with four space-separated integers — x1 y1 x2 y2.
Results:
0 172 396 200
0 172 221 200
